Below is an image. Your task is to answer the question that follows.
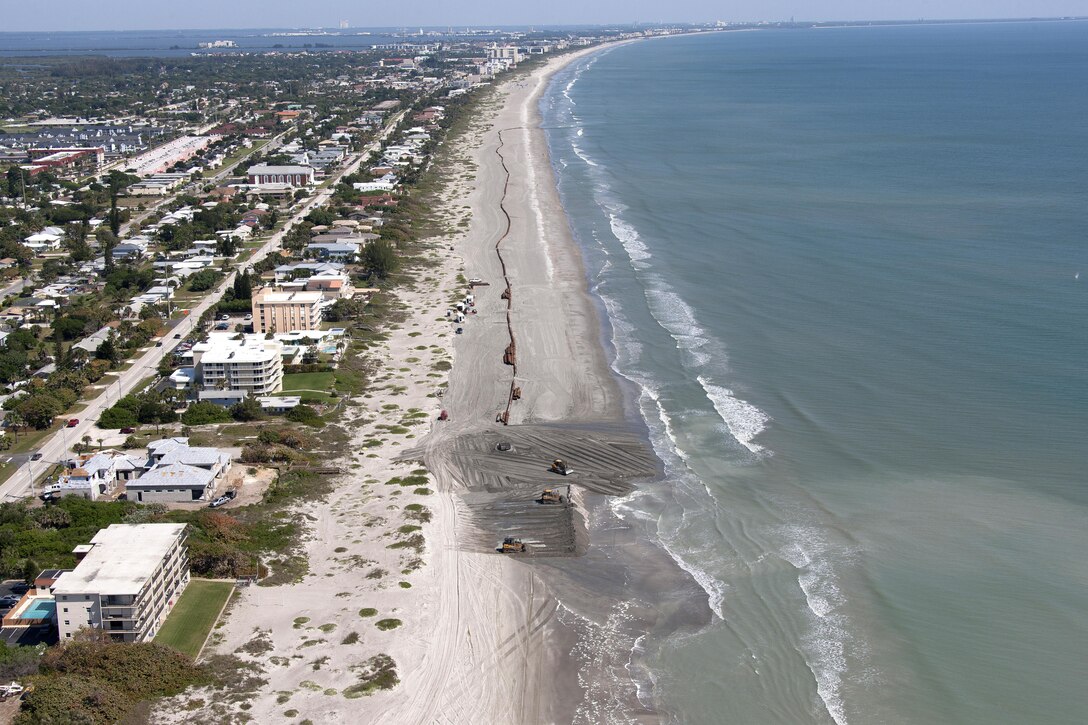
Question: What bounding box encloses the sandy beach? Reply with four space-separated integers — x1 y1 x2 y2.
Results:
152 44 672 725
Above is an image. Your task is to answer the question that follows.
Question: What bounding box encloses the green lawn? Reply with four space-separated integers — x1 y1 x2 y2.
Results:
281 372 335 392
155 579 234 658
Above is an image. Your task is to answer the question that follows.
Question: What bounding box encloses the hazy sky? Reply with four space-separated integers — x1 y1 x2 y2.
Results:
5 1 1087 32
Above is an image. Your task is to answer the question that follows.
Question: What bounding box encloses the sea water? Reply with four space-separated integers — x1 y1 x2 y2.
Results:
542 22 1088 724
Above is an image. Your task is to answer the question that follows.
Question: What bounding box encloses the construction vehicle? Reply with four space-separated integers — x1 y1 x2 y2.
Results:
501 537 526 553
550 458 573 476
540 487 564 504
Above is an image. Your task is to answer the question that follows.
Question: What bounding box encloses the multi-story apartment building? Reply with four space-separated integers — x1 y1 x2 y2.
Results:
191 333 284 394
251 287 324 334
52 523 190 643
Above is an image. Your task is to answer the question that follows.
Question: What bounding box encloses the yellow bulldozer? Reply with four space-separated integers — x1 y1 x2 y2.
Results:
501 537 526 553
550 458 572 476
540 487 564 504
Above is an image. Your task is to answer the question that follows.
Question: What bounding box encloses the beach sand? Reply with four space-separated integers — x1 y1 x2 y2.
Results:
156 43 705 725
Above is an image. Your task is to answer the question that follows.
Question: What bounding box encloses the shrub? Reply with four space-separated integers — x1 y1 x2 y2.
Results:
285 404 324 428
16 674 131 725
342 654 398 698
180 401 232 426
374 619 402 631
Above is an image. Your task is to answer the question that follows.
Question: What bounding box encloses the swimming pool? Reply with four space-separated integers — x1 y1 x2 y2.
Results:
17 599 55 620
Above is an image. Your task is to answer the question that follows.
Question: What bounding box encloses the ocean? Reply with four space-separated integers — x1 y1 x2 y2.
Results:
542 22 1088 724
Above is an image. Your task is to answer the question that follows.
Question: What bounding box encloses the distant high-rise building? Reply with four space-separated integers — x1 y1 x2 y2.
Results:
339 19 349 29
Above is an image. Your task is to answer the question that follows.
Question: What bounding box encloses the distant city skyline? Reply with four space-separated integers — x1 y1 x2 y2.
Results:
4 1 1088 32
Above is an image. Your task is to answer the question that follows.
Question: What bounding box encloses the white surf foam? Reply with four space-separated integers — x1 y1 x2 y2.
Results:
607 212 651 266
571 141 599 167
697 376 770 453
780 526 853 725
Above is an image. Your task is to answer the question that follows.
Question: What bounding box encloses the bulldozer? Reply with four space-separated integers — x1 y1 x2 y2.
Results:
540 487 564 504
501 537 526 553
550 458 573 476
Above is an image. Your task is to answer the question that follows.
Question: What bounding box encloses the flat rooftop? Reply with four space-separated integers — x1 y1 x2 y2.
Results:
254 288 323 304
53 523 186 596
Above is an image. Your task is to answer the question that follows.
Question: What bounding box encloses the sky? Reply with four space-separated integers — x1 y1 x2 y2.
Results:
4 1 1087 32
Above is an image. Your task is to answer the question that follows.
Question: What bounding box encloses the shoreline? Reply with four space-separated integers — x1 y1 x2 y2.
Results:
409 39 710 723
154 40 709 725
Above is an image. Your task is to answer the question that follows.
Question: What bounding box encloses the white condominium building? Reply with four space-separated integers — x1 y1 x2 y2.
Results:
191 333 284 394
53 523 190 643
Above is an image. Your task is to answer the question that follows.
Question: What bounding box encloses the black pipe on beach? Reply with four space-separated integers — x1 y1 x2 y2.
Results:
494 127 523 425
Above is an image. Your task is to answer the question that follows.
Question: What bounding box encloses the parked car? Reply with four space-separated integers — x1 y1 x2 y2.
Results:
0 596 20 608
209 494 231 508
66 419 78 428
244 314 253 321
224 489 237 500
219 314 229 321
120 427 135 434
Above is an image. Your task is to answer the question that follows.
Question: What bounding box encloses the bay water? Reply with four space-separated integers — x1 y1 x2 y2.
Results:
543 22 1088 724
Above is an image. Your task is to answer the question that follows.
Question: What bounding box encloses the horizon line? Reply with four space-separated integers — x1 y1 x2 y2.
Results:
2 16 1087 35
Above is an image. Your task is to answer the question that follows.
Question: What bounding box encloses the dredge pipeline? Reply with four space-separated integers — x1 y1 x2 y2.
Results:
493 127 522 425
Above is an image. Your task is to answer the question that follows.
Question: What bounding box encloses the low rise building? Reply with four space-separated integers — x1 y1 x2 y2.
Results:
52 523 189 643
126 463 216 504
246 164 315 187
251 287 324 333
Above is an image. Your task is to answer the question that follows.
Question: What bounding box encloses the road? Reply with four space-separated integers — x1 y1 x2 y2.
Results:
0 277 30 300
0 111 404 501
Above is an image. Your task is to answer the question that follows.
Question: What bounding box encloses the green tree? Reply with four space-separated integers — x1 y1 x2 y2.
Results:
97 228 118 274
21 558 37 585
16 394 63 430
216 235 237 257
95 332 119 364
106 170 131 237
362 238 399 278
52 324 66 370
229 396 264 422
232 268 252 300
5 167 25 199
187 269 222 292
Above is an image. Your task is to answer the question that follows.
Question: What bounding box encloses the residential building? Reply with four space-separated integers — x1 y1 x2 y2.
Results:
251 287 324 333
191 333 285 394
126 463 216 503
52 523 189 643
246 164 315 187
48 451 141 500
147 437 231 477
306 241 359 262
